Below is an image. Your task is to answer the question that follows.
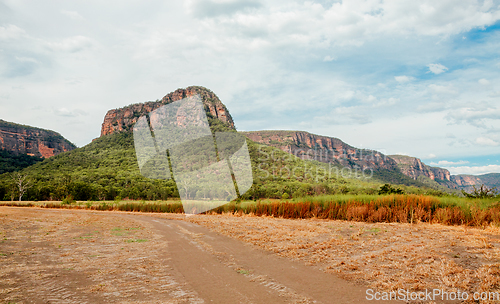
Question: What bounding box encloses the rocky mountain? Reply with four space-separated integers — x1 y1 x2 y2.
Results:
389 155 451 181
244 130 498 192
241 130 428 187
100 86 235 137
452 174 500 192
242 130 399 171
0 119 76 158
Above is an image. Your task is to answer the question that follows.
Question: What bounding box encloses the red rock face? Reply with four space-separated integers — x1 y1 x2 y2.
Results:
100 86 235 137
389 155 452 181
0 120 76 158
451 175 482 186
243 130 399 171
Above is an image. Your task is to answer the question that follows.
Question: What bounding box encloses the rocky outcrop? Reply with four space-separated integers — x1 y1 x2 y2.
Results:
0 119 76 158
451 175 482 187
242 130 399 171
388 155 451 181
100 86 235 137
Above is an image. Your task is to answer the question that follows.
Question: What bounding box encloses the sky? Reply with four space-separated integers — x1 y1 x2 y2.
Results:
1 0 499 175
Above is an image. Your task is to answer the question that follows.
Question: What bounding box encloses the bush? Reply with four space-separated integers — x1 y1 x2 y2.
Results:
378 184 404 195
61 195 75 205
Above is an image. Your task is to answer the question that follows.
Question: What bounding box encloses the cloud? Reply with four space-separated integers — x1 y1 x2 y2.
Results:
428 84 457 95
323 55 336 62
430 160 469 166
427 153 437 159
187 0 262 18
476 137 499 146
427 63 448 74
446 107 500 128
447 164 500 175
478 78 490 85
46 35 94 52
54 108 87 117
60 10 85 21
0 24 25 40
15 56 38 64
395 75 414 83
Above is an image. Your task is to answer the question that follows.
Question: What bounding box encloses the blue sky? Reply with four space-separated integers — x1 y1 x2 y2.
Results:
1 0 499 175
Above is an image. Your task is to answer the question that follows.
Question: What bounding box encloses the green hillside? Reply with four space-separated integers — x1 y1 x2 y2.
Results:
0 149 44 174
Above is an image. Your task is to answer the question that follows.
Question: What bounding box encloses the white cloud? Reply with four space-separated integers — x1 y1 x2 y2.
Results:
323 55 336 62
46 36 94 53
476 137 499 146
0 24 25 40
427 63 448 74
427 153 437 159
15 56 38 63
54 108 87 117
430 160 469 166
395 75 414 83
447 165 500 175
446 107 500 128
428 84 457 95
478 78 490 85
60 10 85 21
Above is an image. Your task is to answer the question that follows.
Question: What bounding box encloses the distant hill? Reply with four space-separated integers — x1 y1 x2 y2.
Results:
452 173 500 192
0 119 76 174
0 119 76 158
242 130 430 188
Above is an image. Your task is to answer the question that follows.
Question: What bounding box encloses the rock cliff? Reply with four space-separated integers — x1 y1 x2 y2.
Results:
100 86 235 137
242 130 399 171
388 155 451 181
0 119 76 158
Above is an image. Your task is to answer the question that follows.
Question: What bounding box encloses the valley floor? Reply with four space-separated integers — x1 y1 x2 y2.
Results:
1 207 499 303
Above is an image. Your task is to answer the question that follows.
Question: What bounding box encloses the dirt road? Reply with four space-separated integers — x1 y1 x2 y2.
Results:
0 207 391 303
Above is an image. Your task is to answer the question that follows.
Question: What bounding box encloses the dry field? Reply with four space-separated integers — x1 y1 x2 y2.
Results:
0 207 204 303
1 206 500 303
178 213 500 303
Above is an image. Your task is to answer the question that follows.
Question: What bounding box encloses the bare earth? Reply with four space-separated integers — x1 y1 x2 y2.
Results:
1 207 499 303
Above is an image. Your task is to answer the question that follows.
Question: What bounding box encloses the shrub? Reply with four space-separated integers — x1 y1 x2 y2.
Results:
61 195 75 205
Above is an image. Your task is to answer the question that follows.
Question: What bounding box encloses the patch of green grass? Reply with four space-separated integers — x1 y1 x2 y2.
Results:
236 269 250 275
125 239 148 243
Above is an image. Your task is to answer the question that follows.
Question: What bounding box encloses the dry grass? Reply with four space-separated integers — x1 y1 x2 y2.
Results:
0 207 202 303
173 212 500 303
3 194 499 227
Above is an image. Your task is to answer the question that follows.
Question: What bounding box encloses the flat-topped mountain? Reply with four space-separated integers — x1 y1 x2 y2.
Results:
100 86 235 137
0 119 76 158
242 130 398 171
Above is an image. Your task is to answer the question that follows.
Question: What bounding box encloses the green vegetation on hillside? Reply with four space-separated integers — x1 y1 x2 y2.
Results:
0 117 451 202
0 149 44 174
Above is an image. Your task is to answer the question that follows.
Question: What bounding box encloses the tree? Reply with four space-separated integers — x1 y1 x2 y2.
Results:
378 183 404 195
462 184 498 198
10 172 31 201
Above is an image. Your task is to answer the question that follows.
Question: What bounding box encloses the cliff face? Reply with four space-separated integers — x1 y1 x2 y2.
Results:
0 119 76 158
242 130 399 171
100 86 235 137
451 175 482 187
388 155 451 181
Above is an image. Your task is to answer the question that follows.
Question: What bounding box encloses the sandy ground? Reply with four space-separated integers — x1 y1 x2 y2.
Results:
1 207 499 303
1 207 387 304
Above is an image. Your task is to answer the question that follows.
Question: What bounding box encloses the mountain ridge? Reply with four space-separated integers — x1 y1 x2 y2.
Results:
0 119 76 158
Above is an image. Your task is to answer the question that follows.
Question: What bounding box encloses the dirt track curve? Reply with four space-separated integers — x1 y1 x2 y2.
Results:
0 207 399 303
